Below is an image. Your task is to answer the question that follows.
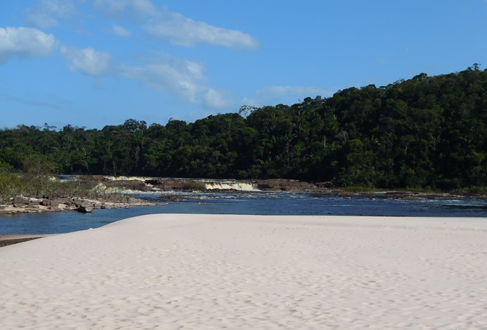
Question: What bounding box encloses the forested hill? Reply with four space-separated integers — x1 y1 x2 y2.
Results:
1 65 487 189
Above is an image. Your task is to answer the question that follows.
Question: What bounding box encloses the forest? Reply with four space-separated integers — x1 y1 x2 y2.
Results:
1 65 487 190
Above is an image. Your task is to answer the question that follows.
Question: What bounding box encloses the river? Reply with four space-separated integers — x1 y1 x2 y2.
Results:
1 191 487 235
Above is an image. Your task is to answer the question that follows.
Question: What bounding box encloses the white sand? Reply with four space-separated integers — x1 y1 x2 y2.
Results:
1 214 487 330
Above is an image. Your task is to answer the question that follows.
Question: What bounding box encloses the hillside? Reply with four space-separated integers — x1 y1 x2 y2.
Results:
1 65 486 189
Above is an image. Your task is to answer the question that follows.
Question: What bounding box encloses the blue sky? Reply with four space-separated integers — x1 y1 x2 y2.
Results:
1 0 487 129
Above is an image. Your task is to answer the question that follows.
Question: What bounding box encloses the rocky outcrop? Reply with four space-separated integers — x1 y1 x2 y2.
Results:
103 180 154 192
147 178 334 192
0 196 155 215
85 175 335 193
255 179 334 192
77 204 93 213
146 179 207 191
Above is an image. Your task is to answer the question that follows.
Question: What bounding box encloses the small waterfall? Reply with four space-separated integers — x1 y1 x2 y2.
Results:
204 182 258 191
104 176 154 181
64 175 260 192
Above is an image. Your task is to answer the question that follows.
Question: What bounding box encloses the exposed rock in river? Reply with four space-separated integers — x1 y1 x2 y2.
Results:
144 178 334 192
255 179 334 192
0 195 155 215
77 205 93 213
79 175 336 193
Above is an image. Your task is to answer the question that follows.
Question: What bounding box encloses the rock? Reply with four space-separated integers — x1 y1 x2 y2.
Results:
77 205 93 213
145 179 163 185
149 178 198 191
54 198 73 205
104 180 153 192
158 195 186 201
13 197 30 205
315 181 334 188
29 198 43 205
83 175 106 182
255 179 319 191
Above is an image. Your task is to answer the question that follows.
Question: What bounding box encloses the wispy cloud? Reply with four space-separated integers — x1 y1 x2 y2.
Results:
92 0 157 21
24 0 78 28
120 52 207 103
239 97 262 108
0 27 58 64
60 45 112 76
57 45 236 107
145 11 260 49
202 89 235 109
111 23 132 37
93 0 260 49
17 0 257 109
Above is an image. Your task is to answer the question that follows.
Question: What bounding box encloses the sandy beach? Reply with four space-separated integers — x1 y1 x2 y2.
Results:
1 214 486 329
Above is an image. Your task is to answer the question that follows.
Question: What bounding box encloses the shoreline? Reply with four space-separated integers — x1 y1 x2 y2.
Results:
1 214 486 329
0 196 156 215
1 175 486 216
57 175 487 198
0 234 58 248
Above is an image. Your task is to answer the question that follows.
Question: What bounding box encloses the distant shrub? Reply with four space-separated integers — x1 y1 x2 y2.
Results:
182 181 206 191
0 173 22 200
0 160 123 201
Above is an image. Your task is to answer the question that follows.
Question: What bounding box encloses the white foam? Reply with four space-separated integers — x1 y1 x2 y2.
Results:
205 182 258 191
103 176 155 181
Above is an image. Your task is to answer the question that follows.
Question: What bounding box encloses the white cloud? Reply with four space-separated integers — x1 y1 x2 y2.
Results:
202 89 234 109
93 0 260 49
57 46 235 107
60 45 112 76
240 97 262 108
120 52 207 103
256 86 333 99
0 27 58 64
145 11 260 49
24 0 78 28
112 24 132 37
92 0 157 21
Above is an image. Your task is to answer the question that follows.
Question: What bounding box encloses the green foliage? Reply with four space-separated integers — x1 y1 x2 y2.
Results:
1 66 487 190
0 158 102 200
0 162 22 200
15 156 57 198
182 181 206 191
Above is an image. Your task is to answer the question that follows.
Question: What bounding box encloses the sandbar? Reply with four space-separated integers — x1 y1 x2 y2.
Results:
1 214 487 329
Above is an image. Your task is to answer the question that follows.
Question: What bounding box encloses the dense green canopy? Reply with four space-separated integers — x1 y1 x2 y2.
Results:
1 65 487 189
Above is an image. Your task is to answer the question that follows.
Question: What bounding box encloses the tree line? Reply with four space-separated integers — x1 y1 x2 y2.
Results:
1 65 487 190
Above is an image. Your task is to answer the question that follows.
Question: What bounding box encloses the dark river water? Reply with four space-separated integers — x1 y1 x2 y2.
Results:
1 191 487 234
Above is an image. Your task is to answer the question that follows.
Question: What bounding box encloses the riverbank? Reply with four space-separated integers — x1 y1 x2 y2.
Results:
88 175 487 199
0 234 57 248
2 175 485 215
1 214 486 329
0 195 155 215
